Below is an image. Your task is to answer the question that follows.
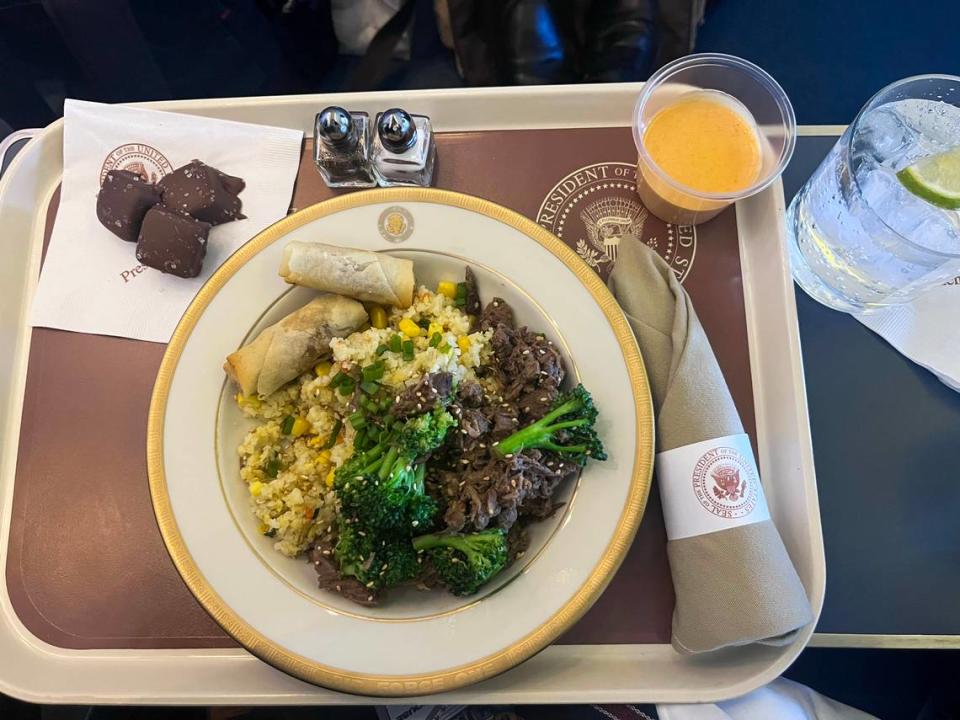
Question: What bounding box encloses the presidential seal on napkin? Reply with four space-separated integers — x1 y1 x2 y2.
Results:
31 99 303 343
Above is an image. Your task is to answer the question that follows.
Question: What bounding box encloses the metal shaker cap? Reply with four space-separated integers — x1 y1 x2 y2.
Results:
378 108 417 152
316 106 358 147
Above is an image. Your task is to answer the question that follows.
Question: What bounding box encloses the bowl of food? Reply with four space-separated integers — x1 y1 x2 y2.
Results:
148 188 653 695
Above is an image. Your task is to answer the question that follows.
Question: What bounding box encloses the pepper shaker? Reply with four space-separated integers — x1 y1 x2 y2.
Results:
371 108 436 187
313 106 377 188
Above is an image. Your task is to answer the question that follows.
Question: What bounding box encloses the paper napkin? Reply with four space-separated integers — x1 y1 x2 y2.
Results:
855 281 960 391
32 99 303 343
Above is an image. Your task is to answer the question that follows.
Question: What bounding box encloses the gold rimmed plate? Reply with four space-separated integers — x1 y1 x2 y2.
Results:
147 188 654 696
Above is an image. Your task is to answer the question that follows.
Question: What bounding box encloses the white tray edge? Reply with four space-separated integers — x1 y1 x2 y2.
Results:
0 85 824 704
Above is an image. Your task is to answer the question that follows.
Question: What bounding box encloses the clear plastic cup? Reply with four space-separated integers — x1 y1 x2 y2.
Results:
632 53 796 225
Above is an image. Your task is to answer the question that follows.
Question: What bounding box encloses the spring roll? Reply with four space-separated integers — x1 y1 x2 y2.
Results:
224 294 367 396
278 241 415 308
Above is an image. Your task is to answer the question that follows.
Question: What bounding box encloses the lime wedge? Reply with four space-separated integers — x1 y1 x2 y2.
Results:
897 146 960 210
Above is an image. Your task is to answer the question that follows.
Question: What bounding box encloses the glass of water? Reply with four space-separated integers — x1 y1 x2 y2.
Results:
787 74 960 312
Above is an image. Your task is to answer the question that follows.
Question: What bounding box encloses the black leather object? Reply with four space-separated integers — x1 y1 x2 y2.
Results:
583 0 656 82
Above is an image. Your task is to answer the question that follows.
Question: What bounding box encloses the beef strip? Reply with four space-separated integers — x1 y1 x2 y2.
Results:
487 311 565 414
457 381 485 407
463 266 482 316
480 297 515 331
391 371 454 419
488 404 521 439
506 522 530 562
439 449 565 532
516 387 558 423
308 544 378 606
459 407 491 439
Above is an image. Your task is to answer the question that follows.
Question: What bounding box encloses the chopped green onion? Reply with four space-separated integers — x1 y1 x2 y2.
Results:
337 379 355 396
330 370 348 388
375 343 388 356
322 419 343 449
348 410 367 430
265 456 280 478
362 398 380 413
437 341 451 353
361 361 385 382
388 334 402 353
280 415 295 434
416 317 431 329
379 397 393 412
454 282 468 308
429 332 442 347
360 380 380 395
402 340 415 361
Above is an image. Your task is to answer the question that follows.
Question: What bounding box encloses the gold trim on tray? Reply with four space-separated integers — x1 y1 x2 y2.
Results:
146 187 655 697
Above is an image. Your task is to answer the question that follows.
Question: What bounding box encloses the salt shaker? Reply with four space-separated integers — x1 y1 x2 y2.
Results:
371 108 436 187
313 106 377 188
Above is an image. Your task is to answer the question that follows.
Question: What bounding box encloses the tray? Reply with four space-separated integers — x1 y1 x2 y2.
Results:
0 84 824 704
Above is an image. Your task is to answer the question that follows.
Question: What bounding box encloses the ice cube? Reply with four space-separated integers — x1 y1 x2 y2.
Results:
853 104 919 168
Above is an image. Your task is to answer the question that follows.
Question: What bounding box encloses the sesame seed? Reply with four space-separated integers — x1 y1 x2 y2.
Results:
505 453 514 459
336 584 342 592
539 397 547 402
367 595 374 602
522 350 530 355
483 475 490 481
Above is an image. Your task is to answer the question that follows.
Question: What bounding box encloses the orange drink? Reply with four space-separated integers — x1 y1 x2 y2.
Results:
633 55 796 225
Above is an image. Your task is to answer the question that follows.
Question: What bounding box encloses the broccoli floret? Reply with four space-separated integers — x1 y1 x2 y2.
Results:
396 408 457 458
331 407 458 592
493 384 606 465
335 408 454 532
412 529 508 596
334 523 419 591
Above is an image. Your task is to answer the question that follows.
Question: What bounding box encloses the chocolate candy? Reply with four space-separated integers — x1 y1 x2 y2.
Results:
158 160 246 225
96 169 163 242
135 206 211 278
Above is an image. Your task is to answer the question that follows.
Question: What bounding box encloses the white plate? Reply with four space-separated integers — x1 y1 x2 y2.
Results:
148 188 654 696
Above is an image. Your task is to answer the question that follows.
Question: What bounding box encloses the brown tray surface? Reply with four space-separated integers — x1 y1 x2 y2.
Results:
7 127 753 649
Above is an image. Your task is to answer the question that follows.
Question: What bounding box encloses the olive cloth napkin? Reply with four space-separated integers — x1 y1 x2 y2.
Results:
609 239 812 654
